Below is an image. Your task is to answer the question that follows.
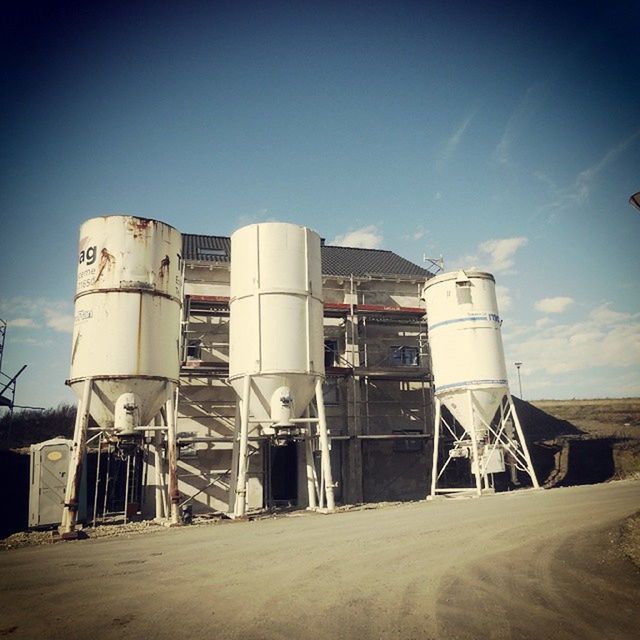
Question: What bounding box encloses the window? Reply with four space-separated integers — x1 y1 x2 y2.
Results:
324 340 339 368
389 346 420 366
186 340 202 360
456 279 472 304
197 248 227 259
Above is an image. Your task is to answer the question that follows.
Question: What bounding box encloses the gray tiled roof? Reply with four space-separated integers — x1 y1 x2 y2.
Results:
182 234 430 278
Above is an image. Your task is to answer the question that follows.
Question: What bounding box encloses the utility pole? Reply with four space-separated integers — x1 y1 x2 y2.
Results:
514 362 523 399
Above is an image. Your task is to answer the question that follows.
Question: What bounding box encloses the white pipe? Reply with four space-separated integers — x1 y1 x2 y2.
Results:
315 377 335 512
304 407 317 509
234 375 251 518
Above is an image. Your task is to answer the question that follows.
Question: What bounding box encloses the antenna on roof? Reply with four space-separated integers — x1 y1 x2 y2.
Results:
423 254 444 274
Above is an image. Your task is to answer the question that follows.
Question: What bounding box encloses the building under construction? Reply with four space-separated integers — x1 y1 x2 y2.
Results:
172 234 434 514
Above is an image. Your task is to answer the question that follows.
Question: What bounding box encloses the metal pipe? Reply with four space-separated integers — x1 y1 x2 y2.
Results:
124 453 131 525
154 424 164 520
315 377 335 512
102 446 111 520
60 378 93 536
92 432 102 528
234 375 251 518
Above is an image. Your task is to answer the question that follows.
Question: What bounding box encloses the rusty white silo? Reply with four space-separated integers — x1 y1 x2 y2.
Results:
423 270 538 496
69 215 182 431
61 215 183 536
228 222 335 517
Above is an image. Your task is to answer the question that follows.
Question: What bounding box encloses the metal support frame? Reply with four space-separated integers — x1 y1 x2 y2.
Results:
429 390 539 497
60 379 93 535
164 386 180 525
229 374 337 518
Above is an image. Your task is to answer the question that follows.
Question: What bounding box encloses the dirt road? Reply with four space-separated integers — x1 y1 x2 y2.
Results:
1 481 639 640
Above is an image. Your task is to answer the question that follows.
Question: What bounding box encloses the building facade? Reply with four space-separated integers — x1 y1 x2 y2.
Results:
173 234 435 513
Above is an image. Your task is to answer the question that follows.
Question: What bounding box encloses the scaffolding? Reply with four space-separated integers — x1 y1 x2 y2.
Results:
175 274 434 510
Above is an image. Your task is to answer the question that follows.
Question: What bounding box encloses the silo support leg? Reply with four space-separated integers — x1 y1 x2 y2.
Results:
60 379 92 537
430 397 442 498
233 375 252 519
165 392 180 525
315 378 335 513
467 390 483 497
508 393 540 489
304 408 317 510
153 421 165 521
227 401 240 515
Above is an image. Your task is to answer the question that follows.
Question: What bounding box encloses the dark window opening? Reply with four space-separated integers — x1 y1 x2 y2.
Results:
197 248 227 259
324 340 339 368
186 340 202 360
269 441 298 505
390 346 420 366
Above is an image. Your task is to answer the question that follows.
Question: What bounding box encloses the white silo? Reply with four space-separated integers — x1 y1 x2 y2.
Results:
228 222 335 517
423 270 538 496
61 215 184 536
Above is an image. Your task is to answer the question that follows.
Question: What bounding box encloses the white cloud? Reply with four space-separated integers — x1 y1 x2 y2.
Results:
495 285 512 312
0 297 74 334
534 296 574 314
535 127 640 220
505 302 640 392
589 303 631 325
457 236 528 273
535 317 553 328
403 225 426 242
494 83 547 165
331 225 383 249
575 128 640 200
437 110 477 171
7 318 38 328
44 308 74 333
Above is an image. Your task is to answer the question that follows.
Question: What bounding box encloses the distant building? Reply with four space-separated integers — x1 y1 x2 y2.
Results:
169 234 434 513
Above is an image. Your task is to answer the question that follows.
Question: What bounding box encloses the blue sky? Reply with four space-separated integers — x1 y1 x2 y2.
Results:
1 0 639 408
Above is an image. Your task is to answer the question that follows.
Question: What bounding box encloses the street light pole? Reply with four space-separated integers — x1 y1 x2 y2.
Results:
514 361 523 399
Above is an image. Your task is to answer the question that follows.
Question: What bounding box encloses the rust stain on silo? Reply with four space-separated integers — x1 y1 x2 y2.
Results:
94 248 115 283
159 255 170 279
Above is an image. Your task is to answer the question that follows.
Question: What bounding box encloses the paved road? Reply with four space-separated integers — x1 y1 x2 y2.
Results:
1 481 639 639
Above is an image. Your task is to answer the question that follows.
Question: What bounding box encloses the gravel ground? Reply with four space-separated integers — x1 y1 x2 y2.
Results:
1 481 639 640
621 510 640 569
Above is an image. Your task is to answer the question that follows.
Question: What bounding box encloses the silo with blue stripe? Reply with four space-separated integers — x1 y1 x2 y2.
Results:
423 270 539 496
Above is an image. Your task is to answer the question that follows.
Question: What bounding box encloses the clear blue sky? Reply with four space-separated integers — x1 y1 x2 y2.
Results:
1 0 639 408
